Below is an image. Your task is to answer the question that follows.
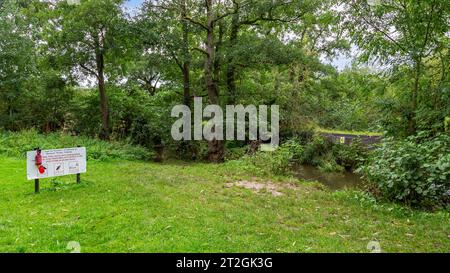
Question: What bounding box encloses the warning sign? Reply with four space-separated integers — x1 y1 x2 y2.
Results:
26 147 86 180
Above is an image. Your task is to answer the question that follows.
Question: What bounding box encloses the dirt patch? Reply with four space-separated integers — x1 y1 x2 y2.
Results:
225 180 299 197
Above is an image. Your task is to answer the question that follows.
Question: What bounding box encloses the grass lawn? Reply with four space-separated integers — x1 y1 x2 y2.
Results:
0 156 448 253
316 128 383 136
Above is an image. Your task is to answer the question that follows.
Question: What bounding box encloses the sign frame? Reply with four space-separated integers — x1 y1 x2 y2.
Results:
26 147 87 193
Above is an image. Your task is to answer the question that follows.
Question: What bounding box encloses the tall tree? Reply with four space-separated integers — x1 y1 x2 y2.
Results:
345 0 449 135
183 0 237 162
223 0 310 103
0 0 37 130
49 0 131 140
140 0 195 107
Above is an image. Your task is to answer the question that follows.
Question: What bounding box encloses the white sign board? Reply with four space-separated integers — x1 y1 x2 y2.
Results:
26 147 86 180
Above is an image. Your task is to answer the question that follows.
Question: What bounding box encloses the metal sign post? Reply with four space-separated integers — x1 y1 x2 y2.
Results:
35 179 39 194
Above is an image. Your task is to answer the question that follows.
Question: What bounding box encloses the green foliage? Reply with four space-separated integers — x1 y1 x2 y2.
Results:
300 135 333 166
446 116 450 133
359 133 450 209
170 140 210 161
130 116 153 148
376 67 449 137
0 0 448 252
0 130 153 161
299 135 342 172
224 146 247 161
228 139 304 176
0 0 38 130
300 69 386 132
229 134 371 176
332 139 368 171
345 0 449 136
299 134 369 172
0 0 447 174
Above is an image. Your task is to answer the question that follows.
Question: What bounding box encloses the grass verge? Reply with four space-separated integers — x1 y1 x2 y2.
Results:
316 128 383 136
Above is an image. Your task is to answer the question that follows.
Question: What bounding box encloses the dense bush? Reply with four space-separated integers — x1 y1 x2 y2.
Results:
359 133 450 209
298 134 369 172
168 140 209 161
300 135 334 166
332 139 368 171
227 139 303 176
227 135 370 176
280 129 314 145
0 130 153 161
224 146 248 161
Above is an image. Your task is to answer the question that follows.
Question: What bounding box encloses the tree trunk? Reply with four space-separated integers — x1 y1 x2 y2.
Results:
226 4 239 104
204 0 224 162
213 21 224 87
96 51 110 140
208 139 224 162
181 0 191 107
205 2 217 104
182 63 190 106
408 60 420 135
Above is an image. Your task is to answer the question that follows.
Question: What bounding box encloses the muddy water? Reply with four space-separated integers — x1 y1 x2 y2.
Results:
292 164 363 191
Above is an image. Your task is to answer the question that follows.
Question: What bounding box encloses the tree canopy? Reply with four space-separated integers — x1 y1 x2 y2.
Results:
0 0 448 162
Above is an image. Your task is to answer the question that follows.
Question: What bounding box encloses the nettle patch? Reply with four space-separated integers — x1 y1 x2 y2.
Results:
359 133 450 209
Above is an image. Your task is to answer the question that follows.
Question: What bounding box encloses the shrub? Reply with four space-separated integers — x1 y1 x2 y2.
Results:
0 130 154 161
224 146 248 161
332 139 368 171
169 140 209 161
227 139 303 176
281 129 314 145
298 135 341 172
130 116 154 148
300 135 333 166
298 134 370 172
358 133 450 209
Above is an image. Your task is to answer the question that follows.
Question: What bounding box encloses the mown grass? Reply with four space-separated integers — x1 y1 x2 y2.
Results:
0 156 448 253
316 128 383 136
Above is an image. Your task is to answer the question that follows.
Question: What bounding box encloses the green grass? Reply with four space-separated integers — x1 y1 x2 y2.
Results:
0 156 448 253
316 128 383 136
0 130 153 161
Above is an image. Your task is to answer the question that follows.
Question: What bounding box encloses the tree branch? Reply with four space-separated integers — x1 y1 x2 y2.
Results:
79 63 99 80
169 50 183 71
183 16 208 31
213 9 237 23
192 47 209 56
419 0 437 59
353 3 408 54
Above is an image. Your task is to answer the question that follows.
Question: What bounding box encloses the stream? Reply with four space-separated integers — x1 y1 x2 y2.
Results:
292 164 363 191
